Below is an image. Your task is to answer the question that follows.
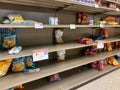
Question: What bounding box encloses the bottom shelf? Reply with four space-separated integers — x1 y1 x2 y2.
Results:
25 65 120 90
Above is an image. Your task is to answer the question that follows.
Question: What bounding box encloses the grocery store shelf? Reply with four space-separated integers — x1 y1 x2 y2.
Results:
0 0 119 13
0 42 95 60
102 0 120 5
103 37 120 43
1 24 120 28
0 49 120 90
28 65 120 90
0 37 120 61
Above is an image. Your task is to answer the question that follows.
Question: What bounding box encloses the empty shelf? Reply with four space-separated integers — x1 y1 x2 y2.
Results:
0 37 120 61
31 65 120 90
0 49 120 89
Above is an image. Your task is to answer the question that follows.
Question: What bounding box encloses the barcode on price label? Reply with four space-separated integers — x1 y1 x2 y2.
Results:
32 48 48 62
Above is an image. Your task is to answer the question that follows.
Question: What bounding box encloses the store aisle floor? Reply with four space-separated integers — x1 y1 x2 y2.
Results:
77 68 120 90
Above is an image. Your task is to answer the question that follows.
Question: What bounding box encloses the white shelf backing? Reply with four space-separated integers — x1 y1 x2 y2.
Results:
0 49 120 90
31 65 120 90
0 37 120 61
0 24 120 28
0 0 119 13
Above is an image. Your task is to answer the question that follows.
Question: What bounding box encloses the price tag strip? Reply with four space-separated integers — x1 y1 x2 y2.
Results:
34 22 44 29
32 48 48 62
96 40 105 49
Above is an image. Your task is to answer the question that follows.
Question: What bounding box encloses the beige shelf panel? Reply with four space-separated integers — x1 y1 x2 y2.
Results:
34 65 120 90
0 24 120 28
0 49 120 90
0 0 119 13
0 37 120 61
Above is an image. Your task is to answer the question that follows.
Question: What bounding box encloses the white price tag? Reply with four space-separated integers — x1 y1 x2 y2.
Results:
116 8 120 12
34 22 44 29
95 4 99 8
96 40 105 49
32 48 48 61
70 24 76 29
100 22 104 28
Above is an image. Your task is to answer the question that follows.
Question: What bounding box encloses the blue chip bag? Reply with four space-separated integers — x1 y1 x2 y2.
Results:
48 74 61 82
25 55 35 69
12 57 26 72
0 28 18 50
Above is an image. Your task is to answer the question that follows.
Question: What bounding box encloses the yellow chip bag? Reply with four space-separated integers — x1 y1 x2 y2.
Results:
0 59 12 77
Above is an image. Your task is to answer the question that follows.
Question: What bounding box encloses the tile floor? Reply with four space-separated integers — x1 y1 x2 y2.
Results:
77 68 120 90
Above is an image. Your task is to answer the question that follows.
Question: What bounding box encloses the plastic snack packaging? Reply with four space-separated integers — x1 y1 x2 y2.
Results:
57 50 65 61
91 61 97 68
54 28 64 44
106 56 120 66
85 45 97 55
48 74 61 82
25 55 35 69
12 57 26 72
97 60 104 71
104 43 112 52
0 28 18 50
75 37 93 44
0 59 12 77
8 84 24 90
8 46 22 54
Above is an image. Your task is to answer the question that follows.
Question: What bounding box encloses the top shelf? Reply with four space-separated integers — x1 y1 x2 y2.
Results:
102 0 120 5
0 0 120 15
0 24 120 28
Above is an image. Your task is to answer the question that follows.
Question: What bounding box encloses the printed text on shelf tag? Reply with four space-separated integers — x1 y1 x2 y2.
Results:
96 40 105 49
32 48 48 61
70 24 76 29
34 22 44 29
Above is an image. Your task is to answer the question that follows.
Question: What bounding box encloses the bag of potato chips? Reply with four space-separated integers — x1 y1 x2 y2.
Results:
12 57 26 72
0 28 18 50
0 59 12 77
25 55 35 69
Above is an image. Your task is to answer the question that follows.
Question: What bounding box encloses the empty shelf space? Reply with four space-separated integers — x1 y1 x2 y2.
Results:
0 37 120 61
25 64 120 90
0 0 119 13
0 49 120 90
0 42 95 60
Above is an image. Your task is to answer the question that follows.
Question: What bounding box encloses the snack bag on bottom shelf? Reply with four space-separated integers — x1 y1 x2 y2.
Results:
0 59 12 77
106 56 120 66
0 28 18 50
91 60 104 71
8 84 24 90
114 55 120 60
97 60 104 71
91 61 97 68
12 57 26 72
57 50 66 61
54 28 64 44
25 55 35 69
48 73 61 82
